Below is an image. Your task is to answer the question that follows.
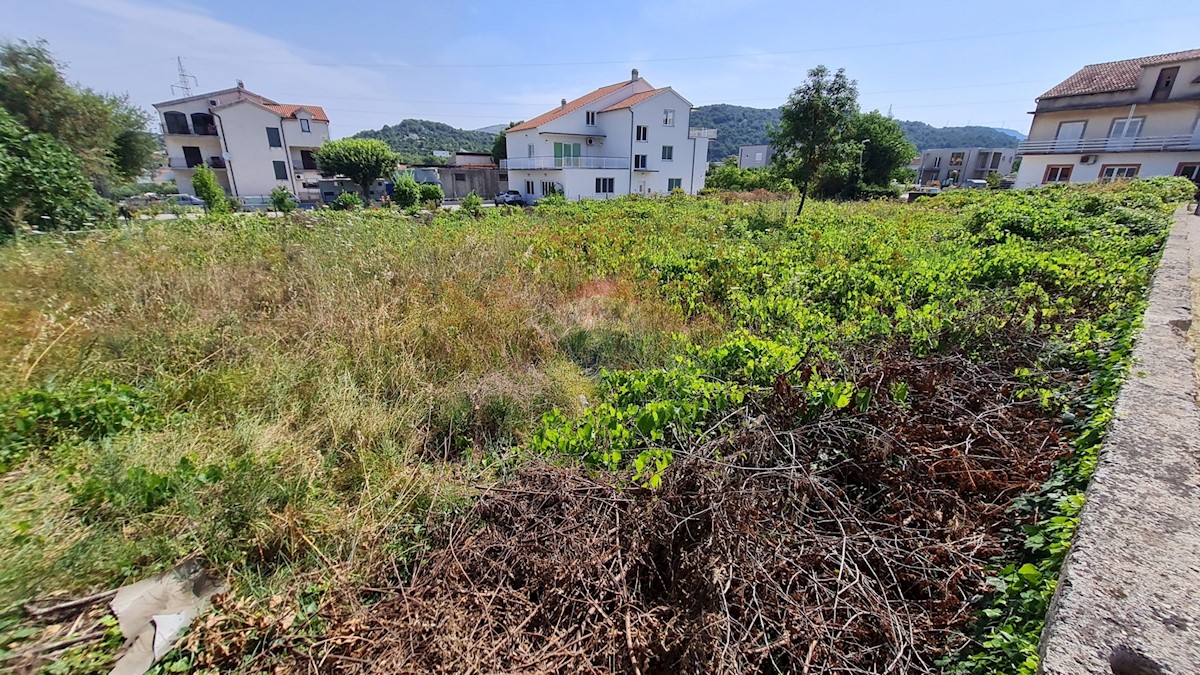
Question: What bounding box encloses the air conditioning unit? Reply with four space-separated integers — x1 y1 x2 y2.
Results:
586 138 594 146
209 99 220 106
1080 155 1098 165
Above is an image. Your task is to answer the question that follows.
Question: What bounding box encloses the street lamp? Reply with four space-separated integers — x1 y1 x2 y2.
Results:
858 139 871 180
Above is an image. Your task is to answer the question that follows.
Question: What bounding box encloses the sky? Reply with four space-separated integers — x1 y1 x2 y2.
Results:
5 0 1199 138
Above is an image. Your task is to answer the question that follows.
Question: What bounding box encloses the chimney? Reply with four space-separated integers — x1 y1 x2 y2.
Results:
236 79 244 89
631 68 639 81
561 98 567 108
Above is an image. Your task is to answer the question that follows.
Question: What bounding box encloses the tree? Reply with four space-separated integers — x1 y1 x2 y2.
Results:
315 138 395 205
491 121 522 164
0 109 110 236
0 39 155 187
191 163 228 214
816 111 916 199
770 66 859 215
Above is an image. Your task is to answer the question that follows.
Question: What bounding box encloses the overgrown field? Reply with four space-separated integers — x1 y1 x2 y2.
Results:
0 179 1193 674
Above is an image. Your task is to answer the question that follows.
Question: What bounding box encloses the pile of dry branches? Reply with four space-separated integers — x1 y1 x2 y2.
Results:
313 353 1066 674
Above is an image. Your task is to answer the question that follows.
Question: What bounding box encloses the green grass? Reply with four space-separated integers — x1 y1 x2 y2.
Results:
0 178 1193 672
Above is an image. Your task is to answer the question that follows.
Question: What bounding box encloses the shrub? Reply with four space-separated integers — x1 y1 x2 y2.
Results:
0 108 111 235
270 185 297 213
332 191 361 211
419 182 444 204
192 163 229 214
460 191 484 217
392 174 421 209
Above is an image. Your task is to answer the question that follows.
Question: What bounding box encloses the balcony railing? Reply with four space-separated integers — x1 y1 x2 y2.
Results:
293 162 320 171
501 156 630 170
689 127 718 139
1017 135 1200 154
167 156 226 169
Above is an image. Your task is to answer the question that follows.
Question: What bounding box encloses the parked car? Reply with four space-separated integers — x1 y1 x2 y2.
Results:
964 179 989 189
494 190 525 207
164 194 207 207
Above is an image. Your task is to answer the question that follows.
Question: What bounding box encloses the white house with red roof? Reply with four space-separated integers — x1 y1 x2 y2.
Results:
1015 49 1200 189
503 70 714 201
153 83 331 203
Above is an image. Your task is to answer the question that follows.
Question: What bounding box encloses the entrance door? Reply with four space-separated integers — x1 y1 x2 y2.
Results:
182 146 204 168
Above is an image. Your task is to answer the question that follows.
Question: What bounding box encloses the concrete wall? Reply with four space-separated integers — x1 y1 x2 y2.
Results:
738 145 772 169
1016 151 1200 188
439 168 501 199
1038 207 1200 674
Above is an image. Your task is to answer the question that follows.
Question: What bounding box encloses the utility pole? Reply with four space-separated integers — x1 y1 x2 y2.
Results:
171 57 197 97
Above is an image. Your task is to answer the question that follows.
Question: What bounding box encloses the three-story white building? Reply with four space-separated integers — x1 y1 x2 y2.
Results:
502 70 714 201
154 83 331 203
1015 49 1200 188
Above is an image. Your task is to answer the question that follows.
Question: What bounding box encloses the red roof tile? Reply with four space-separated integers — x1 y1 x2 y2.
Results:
507 80 638 133
264 104 330 122
600 87 670 113
1040 48 1200 99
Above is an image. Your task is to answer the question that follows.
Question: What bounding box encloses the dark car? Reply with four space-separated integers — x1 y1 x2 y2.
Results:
494 190 525 207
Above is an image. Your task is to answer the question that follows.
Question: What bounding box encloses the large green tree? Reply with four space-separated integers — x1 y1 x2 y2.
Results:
315 138 396 204
491 121 522 164
817 111 917 198
0 108 111 236
0 39 155 188
769 66 859 215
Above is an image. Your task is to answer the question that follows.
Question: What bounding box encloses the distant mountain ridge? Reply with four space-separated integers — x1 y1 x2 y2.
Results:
354 107 1025 164
351 119 495 161
689 104 1022 160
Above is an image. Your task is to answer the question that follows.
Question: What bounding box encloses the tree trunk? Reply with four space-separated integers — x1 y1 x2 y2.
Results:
360 182 372 206
796 180 810 217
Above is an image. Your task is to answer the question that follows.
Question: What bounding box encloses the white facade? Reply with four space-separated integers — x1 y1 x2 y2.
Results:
153 85 331 203
501 71 713 201
1014 50 1200 189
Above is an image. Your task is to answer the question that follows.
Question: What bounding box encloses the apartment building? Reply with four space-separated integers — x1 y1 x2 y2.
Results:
502 70 715 201
1015 49 1200 188
917 148 1016 187
153 83 330 203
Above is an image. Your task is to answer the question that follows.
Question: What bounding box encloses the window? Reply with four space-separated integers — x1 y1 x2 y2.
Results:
1043 165 1073 183
1176 163 1200 184
754 152 763 163
949 152 964 166
300 118 310 133
266 127 282 148
661 145 674 161
163 111 190 135
1055 120 1087 150
1152 66 1180 101
1099 164 1140 183
667 178 682 191
554 141 581 167
525 180 535 195
663 109 675 126
273 161 288 180
932 156 942 169
1109 117 1143 139
634 154 648 169
182 146 203 168
990 153 1003 170
636 125 648 142
595 177 615 193
454 173 466 182
585 111 596 126
527 144 535 158
541 181 558 196
498 173 508 181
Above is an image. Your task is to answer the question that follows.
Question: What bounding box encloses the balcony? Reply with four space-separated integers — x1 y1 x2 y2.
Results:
501 156 629 170
167 156 226 169
293 162 320 171
1017 135 1200 155
689 127 718 139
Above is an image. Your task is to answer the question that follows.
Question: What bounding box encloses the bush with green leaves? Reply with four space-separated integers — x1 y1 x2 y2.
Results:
392 174 421 209
191 163 228 214
0 108 111 235
270 185 297 213
418 182 444 205
332 191 361 211
460 191 484 217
